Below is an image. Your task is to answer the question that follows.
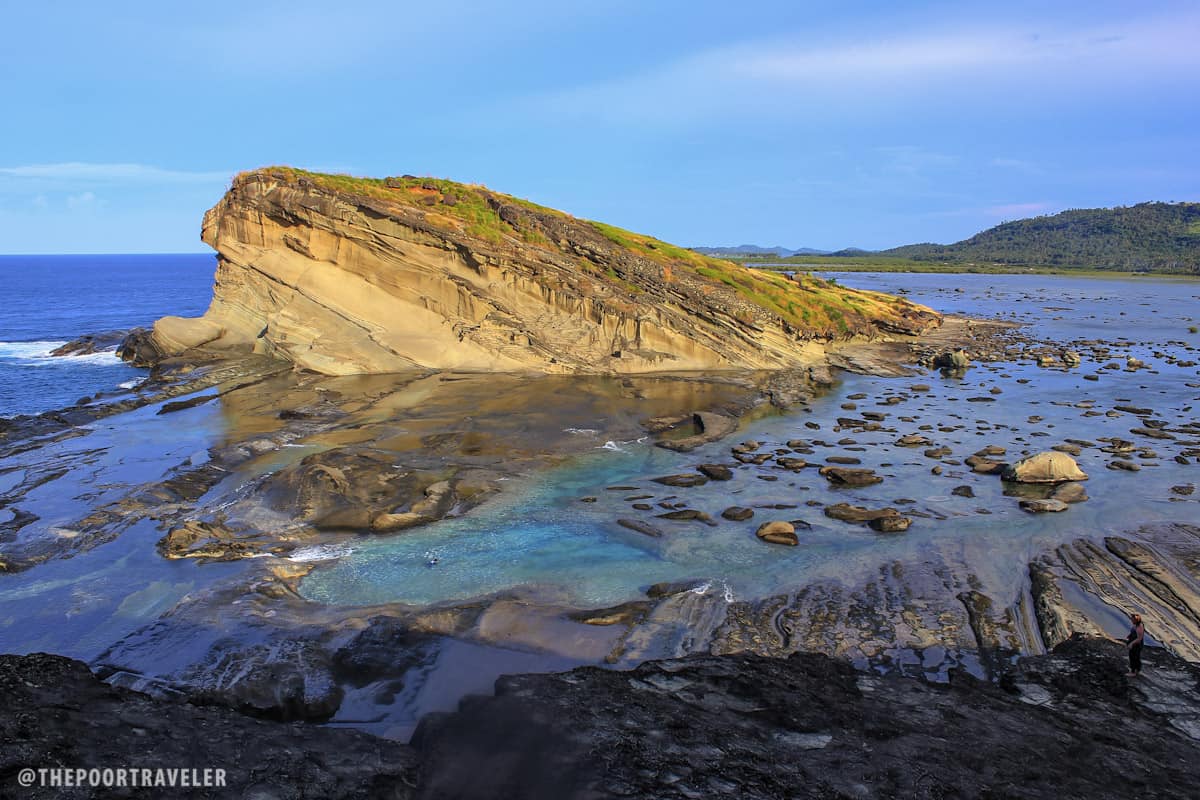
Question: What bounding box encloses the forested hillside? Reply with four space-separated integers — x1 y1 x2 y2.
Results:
883 202 1200 272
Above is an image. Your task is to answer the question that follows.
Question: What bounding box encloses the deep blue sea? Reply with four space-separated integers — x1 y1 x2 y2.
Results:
0 254 217 417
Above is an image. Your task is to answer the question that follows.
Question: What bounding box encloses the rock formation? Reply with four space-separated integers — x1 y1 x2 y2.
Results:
8 638 1200 799
127 168 940 374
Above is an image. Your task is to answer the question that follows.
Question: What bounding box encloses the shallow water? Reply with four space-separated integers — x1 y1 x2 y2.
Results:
1 271 1198 662
299 273 1200 611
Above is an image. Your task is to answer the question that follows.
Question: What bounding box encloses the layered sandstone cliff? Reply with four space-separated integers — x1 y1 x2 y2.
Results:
136 168 940 375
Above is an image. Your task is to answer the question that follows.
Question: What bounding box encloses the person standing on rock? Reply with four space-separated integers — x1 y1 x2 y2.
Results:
1125 613 1145 676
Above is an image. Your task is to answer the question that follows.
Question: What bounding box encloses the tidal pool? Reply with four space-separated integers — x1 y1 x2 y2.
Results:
298 273 1200 612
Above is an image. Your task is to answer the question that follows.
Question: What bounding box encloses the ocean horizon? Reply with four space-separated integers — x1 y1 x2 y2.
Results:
0 253 216 417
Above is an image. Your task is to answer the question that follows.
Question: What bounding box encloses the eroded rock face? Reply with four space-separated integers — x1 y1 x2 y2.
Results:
137 169 940 374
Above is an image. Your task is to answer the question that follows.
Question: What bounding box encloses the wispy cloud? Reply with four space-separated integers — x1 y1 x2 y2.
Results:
0 163 230 184
528 10 1200 124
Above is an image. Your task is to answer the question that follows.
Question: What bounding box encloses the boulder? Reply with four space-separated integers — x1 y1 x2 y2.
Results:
869 515 911 533
755 521 798 546
1001 452 1089 484
824 503 909 531
652 474 709 488
697 464 733 481
819 466 883 487
721 506 754 521
933 349 970 371
150 316 225 354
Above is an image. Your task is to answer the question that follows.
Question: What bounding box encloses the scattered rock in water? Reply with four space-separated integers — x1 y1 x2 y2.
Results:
656 509 715 525
1131 427 1175 440
697 464 733 481
931 465 943 475
824 456 862 465
1052 443 1082 456
755 520 798 546
951 485 975 498
580 496 597 503
1062 350 1082 366
1108 460 1142 472
1020 498 1069 513
618 518 664 537
652 474 709 488
1169 484 1194 496
895 434 932 447
632 503 653 510
869 515 911 533
1001 452 1089 484
933 349 970 373
823 503 910 532
966 456 1006 475
1114 405 1153 416
819 466 883 487
731 441 762 454
656 411 739 452
722 506 754 521
775 457 808 471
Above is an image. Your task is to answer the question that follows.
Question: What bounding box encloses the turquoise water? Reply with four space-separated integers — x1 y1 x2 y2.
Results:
299 273 1200 610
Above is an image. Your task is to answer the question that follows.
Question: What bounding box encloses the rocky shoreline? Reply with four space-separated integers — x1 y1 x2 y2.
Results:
5 635 1200 799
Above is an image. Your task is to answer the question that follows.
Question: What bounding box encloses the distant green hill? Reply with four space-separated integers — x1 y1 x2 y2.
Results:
882 202 1200 273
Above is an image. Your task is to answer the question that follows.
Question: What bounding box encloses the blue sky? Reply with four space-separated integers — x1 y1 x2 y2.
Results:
2 0 1197 253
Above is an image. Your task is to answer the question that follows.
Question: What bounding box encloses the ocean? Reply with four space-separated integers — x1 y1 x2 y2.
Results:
0 254 217 417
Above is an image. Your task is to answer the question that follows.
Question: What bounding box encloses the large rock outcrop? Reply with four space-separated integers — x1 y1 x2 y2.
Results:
133 168 940 375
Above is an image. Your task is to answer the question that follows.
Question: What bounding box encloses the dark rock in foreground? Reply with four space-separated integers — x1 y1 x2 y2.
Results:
0 653 415 799
7 638 1200 798
415 636 1200 799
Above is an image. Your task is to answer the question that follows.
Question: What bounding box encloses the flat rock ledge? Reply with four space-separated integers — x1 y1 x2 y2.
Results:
6 637 1200 799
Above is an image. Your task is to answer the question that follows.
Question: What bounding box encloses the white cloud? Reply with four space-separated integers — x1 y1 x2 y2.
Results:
0 162 230 184
529 11 1200 124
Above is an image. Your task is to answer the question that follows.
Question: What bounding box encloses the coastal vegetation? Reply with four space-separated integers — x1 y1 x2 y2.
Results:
244 167 929 342
732 202 1200 274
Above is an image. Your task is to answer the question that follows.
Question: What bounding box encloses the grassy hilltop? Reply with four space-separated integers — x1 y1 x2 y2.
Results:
250 167 931 338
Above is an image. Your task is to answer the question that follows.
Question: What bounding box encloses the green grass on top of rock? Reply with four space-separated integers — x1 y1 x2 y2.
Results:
240 167 933 339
